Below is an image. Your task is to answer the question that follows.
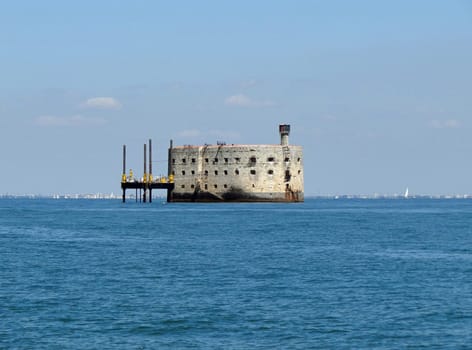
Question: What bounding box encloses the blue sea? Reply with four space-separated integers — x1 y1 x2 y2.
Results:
1 198 471 349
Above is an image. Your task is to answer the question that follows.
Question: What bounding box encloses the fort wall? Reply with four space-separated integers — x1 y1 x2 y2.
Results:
169 143 304 202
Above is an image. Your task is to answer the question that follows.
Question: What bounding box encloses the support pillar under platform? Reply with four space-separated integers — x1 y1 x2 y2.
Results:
121 182 174 203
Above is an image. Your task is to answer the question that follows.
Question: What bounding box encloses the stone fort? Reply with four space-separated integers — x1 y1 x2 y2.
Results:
168 124 303 202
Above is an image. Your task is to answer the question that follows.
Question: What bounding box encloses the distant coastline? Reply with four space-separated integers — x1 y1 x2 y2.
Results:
2 194 472 200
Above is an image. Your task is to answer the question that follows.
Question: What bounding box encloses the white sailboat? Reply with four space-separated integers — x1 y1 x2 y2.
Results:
404 187 409 199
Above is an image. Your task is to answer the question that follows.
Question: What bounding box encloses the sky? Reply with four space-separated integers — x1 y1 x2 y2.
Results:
1 0 471 196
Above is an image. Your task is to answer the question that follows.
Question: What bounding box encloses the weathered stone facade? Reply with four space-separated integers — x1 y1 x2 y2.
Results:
168 125 304 202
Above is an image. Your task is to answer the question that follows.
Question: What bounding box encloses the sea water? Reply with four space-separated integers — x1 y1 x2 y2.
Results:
1 198 471 349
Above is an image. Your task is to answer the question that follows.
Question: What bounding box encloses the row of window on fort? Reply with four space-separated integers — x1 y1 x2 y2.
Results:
179 183 264 190
171 156 302 164
171 169 302 176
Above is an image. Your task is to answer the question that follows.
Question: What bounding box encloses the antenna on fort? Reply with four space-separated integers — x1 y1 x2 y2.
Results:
122 144 126 203
167 139 173 202
279 124 290 146
143 143 147 203
149 139 152 203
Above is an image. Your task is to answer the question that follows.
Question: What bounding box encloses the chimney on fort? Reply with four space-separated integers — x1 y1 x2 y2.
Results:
279 124 290 146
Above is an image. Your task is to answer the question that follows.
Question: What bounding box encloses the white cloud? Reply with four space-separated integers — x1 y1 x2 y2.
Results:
430 119 460 129
35 115 107 127
225 94 253 107
82 97 122 109
224 94 275 107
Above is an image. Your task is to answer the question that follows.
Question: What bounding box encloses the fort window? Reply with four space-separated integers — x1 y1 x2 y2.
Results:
214 170 218 175
204 170 209 175
285 170 291 182
285 157 290 162
192 158 196 163
191 170 195 175
172 171 175 175
235 157 240 163
181 184 185 189
205 158 209 163
224 158 229 163
182 170 186 175
224 170 228 175
235 169 239 175
172 159 175 164
214 158 218 163
297 157 301 162
204 184 208 190
250 170 256 175
182 158 186 163
267 157 275 162
250 156 257 163
298 170 301 174
214 184 218 189
268 170 274 175
191 184 195 189
224 184 228 188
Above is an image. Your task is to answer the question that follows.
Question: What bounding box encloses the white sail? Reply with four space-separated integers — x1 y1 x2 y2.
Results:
404 188 409 198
